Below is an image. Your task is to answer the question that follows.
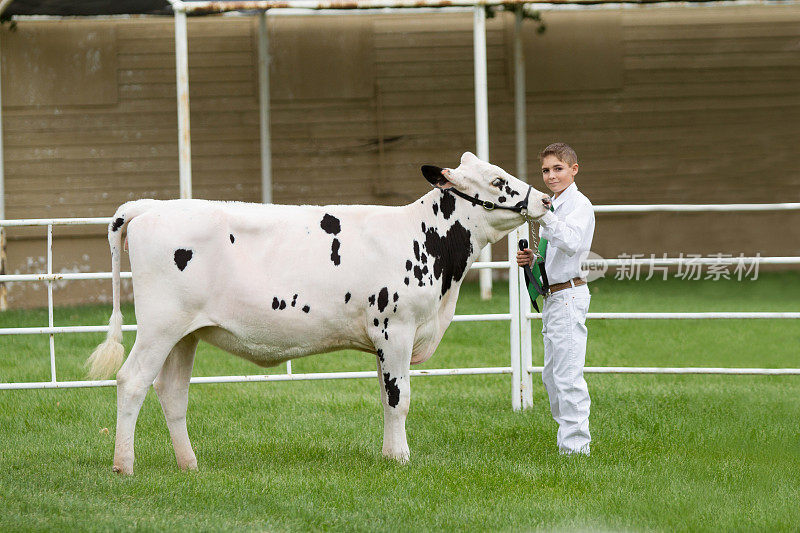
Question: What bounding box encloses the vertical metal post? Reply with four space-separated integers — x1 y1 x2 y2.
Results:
47 225 56 382
514 7 535 409
0 35 7 311
174 5 192 199
519 222 534 409
258 12 273 205
473 6 492 300
514 7 527 184
508 227 522 411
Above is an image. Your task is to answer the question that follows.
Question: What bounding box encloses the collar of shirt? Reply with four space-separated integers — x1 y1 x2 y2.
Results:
551 182 578 211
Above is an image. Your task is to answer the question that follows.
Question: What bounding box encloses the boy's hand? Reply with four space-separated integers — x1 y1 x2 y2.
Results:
516 248 535 267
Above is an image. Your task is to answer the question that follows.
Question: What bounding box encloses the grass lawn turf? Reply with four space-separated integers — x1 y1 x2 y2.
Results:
1 272 799 531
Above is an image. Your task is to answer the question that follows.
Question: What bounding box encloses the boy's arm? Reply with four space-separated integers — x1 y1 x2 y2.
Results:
537 204 594 257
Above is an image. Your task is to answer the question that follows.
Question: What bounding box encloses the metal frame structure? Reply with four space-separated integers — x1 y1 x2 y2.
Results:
1 1 799 405
2 203 799 410
163 0 506 298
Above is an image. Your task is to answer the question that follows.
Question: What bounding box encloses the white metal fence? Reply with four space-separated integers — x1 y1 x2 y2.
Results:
1 203 799 408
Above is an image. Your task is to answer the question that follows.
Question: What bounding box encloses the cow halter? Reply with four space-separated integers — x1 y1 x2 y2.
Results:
444 184 537 222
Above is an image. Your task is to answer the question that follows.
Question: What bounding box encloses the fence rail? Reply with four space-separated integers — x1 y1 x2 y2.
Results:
1 202 798 402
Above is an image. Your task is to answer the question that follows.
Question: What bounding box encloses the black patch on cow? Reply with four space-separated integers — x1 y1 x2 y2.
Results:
383 373 400 407
344 292 351 303
505 185 520 197
384 332 389 340
440 191 456 219
383 318 389 328
331 238 341 266
374 318 379 327
377 349 384 362
302 305 310 313
432 203 438 215
111 217 124 232
229 234 235 243
421 222 426 232
421 253 427 264
279 300 287 310
498 196 507 203
424 221 473 297
377 287 389 313
174 249 193 271
393 292 399 302
320 214 341 235
413 265 424 286
369 294 376 306
413 241 420 261
292 294 298 307
405 260 412 271
272 297 280 310
393 305 397 313
404 277 409 285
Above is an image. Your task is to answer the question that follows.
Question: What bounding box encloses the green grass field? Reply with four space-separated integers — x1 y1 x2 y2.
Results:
1 273 799 531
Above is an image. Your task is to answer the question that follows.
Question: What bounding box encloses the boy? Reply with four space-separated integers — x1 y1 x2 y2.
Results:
517 143 594 456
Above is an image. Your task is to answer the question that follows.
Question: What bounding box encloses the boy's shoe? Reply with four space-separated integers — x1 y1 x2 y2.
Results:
559 444 590 457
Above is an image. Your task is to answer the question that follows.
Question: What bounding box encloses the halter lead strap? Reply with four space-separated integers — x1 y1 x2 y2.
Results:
444 184 535 221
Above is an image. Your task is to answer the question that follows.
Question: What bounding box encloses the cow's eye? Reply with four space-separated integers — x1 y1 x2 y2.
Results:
491 178 505 187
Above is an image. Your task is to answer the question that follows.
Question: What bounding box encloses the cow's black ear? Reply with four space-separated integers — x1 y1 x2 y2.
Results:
421 165 453 189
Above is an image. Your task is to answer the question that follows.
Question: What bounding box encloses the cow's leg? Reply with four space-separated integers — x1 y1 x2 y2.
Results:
372 329 414 463
113 333 182 475
153 334 199 471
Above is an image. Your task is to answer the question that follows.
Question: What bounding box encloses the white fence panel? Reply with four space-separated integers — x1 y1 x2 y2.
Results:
0 202 798 405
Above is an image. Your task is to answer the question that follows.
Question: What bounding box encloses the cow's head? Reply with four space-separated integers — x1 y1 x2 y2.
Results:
421 152 550 240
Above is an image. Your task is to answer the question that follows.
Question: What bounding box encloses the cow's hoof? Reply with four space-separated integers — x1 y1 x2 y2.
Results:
178 460 198 472
112 464 133 475
382 449 410 464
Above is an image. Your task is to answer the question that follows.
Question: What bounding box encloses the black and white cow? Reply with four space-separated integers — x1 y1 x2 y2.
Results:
87 152 550 474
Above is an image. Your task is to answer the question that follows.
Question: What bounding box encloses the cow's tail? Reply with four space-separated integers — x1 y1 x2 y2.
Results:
86 200 156 379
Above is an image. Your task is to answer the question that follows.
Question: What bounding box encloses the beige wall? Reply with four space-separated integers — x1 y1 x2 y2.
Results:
1 5 799 307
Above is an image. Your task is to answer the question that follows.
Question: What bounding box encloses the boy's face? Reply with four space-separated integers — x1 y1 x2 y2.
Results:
541 154 578 197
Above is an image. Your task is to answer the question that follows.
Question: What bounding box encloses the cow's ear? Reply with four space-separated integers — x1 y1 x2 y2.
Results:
421 165 454 189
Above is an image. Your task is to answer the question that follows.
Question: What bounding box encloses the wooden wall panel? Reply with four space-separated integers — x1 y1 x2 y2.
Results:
1 6 799 307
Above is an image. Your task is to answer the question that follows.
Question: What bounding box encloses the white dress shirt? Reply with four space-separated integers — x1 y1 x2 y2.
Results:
537 182 595 285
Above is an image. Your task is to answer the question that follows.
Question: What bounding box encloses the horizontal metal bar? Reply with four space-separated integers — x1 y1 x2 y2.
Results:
4 310 797 336
590 257 800 266
2 255 796 284
0 315 515 335
526 312 800 319
0 325 138 335
5 364 799 390
0 272 133 282
469 261 509 270
593 202 800 213
0 217 111 227
451 313 511 322
0 366 513 390
1 203 798 228
261 6 476 14
529 366 800 375
176 0 800 13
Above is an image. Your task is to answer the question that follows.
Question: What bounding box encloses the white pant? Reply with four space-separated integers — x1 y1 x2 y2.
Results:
541 283 591 454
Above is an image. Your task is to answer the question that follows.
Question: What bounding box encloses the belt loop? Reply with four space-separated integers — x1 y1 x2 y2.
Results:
569 278 575 288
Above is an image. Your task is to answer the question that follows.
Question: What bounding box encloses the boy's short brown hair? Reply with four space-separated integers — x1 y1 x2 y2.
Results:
539 142 578 166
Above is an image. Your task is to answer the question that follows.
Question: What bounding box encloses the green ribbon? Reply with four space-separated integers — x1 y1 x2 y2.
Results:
525 205 553 309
